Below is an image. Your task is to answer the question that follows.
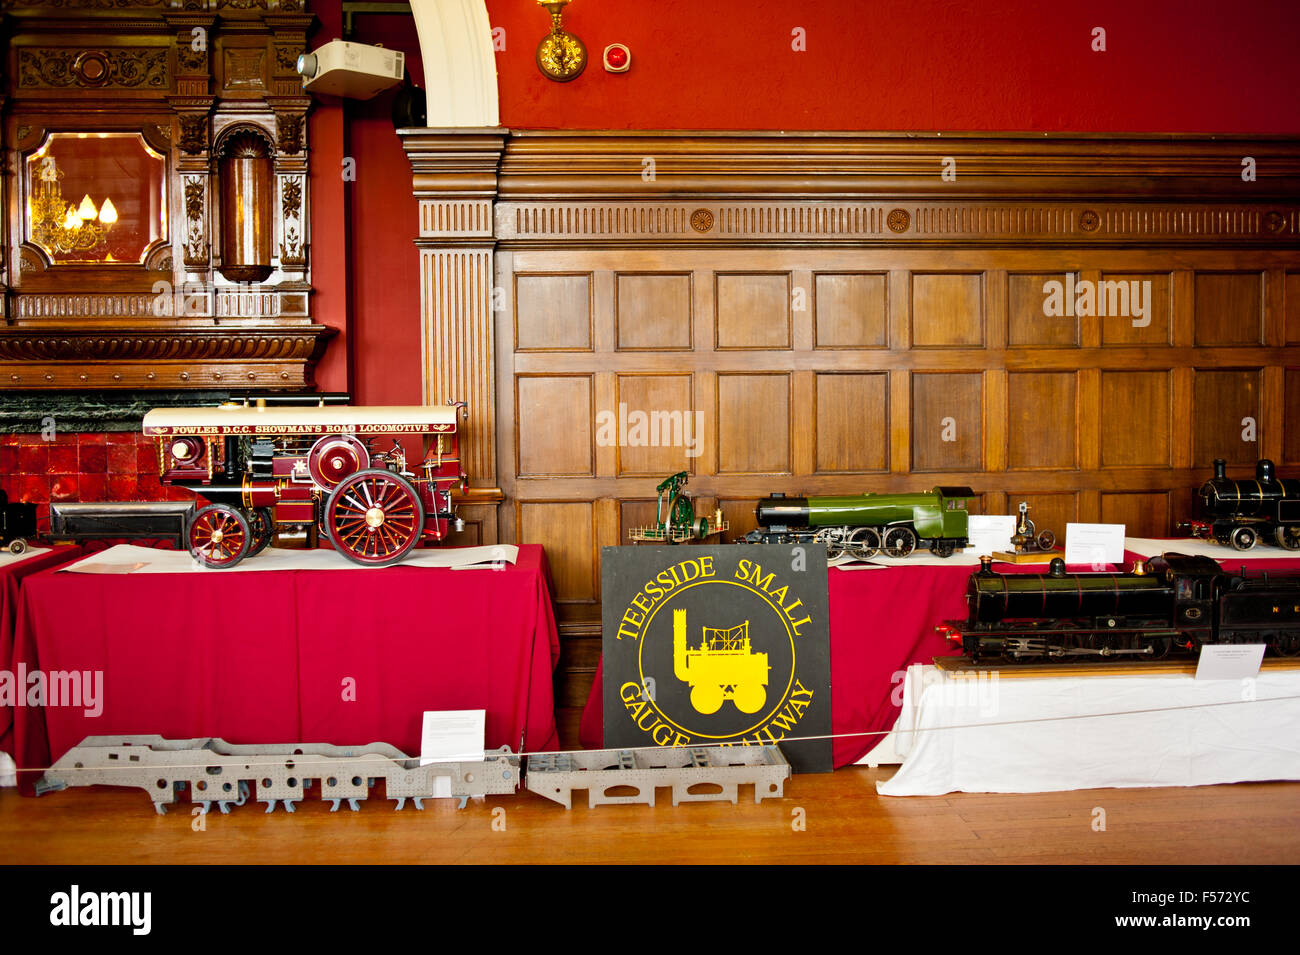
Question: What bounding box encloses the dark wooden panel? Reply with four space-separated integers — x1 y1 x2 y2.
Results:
515 273 592 350
1101 492 1170 539
1288 273 1300 345
1100 371 1171 468
616 272 692 350
717 373 790 473
1193 369 1261 467
614 374 695 476
912 273 983 347
1100 272 1172 346
518 501 595 602
718 499 760 543
1007 372 1076 469
814 372 888 472
1001 492 1077 544
715 273 791 349
911 372 983 471
516 375 593 476
1194 272 1264 346
814 272 887 348
1285 368 1300 465
619 498 658 545
1009 272 1079 346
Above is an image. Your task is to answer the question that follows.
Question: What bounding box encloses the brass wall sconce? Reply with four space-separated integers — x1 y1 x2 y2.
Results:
536 0 586 82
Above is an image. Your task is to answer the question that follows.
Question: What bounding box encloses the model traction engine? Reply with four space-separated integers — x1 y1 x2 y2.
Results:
143 400 468 568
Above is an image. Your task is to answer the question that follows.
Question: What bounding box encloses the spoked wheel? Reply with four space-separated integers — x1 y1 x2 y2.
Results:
1230 526 1258 551
247 507 275 557
1275 526 1300 551
814 528 846 560
7 539 27 556
883 526 917 559
188 504 251 568
847 527 881 560
1036 529 1056 551
325 469 425 567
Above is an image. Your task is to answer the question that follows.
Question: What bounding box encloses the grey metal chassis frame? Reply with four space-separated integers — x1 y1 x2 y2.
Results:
526 745 791 809
36 736 521 814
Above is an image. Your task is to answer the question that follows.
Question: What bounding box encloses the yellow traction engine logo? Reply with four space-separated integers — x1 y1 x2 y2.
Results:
673 609 770 715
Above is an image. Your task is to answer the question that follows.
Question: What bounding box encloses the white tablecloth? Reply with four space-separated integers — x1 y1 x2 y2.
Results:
877 664 1300 795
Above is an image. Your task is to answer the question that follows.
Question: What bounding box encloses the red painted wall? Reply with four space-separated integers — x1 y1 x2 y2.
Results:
325 0 1300 408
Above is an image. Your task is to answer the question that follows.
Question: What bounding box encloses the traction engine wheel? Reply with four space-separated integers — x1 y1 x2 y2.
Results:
1230 526 1258 551
247 507 275 557
188 504 251 568
326 469 425 567
7 538 27 556
883 526 917 558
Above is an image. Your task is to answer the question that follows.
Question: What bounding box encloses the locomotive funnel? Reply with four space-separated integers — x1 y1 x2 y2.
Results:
1213 459 1227 480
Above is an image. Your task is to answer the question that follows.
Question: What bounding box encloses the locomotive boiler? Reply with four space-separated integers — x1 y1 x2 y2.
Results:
743 486 974 559
1183 458 1300 551
143 399 468 568
938 553 1300 662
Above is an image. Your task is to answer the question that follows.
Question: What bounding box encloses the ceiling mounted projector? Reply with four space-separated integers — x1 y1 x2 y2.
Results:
297 40 404 99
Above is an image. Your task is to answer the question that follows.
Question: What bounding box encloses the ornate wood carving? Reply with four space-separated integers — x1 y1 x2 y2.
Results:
18 48 168 90
2 0 327 391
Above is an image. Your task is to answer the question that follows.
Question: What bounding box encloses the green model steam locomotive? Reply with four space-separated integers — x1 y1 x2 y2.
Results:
741 486 975 559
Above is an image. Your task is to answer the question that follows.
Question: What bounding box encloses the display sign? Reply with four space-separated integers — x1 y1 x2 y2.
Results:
601 544 832 773
1195 644 1266 681
1064 522 1126 564
965 515 1016 554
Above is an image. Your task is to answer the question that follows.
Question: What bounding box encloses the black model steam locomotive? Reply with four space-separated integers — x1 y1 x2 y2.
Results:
938 553 1300 662
0 487 37 556
1183 458 1300 551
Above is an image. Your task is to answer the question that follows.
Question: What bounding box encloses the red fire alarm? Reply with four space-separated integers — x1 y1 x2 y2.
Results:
603 43 630 73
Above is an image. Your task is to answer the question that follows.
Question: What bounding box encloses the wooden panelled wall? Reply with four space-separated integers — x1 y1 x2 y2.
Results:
401 132 1300 707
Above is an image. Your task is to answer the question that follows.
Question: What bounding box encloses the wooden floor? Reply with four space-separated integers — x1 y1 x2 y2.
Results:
4 763 1298 865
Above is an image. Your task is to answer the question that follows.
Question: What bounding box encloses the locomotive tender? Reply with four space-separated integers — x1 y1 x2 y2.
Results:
0 487 37 555
1184 458 1300 551
939 553 1300 662
143 399 467 568
743 486 974 559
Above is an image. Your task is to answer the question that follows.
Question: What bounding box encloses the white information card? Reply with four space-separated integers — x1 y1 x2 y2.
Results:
1064 523 1125 564
419 709 486 766
965 515 1016 555
1195 644 1266 681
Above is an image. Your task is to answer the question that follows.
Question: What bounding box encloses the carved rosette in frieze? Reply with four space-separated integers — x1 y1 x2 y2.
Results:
274 46 302 74
18 48 167 90
176 38 208 75
276 114 304 155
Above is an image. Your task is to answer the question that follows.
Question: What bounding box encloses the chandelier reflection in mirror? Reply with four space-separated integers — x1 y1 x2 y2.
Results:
24 132 167 264
29 157 118 256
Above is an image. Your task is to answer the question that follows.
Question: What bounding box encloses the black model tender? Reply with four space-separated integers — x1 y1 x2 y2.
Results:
0 487 37 556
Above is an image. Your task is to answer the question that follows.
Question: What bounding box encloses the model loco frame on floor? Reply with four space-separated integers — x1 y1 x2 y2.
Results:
142 398 468 568
36 736 792 815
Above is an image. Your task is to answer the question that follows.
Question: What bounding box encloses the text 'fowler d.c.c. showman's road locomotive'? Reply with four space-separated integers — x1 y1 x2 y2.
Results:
938 553 1300 663
143 398 468 568
1182 458 1300 551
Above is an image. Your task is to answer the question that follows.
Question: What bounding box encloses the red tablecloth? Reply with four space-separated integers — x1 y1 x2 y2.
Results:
12 545 560 795
581 548 1300 768
0 545 82 761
